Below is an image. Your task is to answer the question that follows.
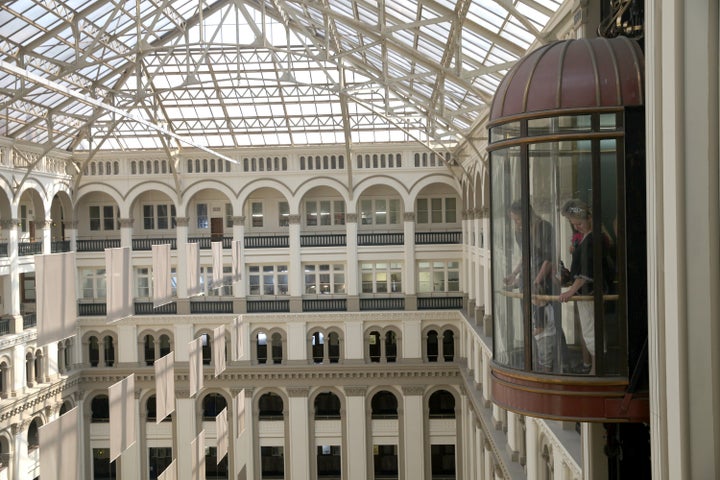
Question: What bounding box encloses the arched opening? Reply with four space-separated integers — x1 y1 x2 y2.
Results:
428 390 456 419
27 418 42 451
426 330 439 362
314 392 341 419
258 393 283 420
91 395 110 422
371 391 398 419
201 393 227 420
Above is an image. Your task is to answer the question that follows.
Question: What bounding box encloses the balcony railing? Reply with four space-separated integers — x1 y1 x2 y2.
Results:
132 238 176 251
190 300 234 314
359 297 405 311
187 236 233 249
51 240 71 252
134 302 177 315
300 234 346 247
18 242 42 256
0 316 11 336
417 296 464 310
357 232 403 246
78 302 107 316
414 231 462 244
302 298 347 312
247 299 290 313
77 239 121 252
22 313 37 329
244 235 289 249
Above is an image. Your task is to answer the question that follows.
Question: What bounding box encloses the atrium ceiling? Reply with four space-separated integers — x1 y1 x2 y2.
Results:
0 0 571 166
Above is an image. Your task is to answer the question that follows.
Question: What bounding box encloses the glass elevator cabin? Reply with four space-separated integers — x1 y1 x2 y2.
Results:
487 36 649 424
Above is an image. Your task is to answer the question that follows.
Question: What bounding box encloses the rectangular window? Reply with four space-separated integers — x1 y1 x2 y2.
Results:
445 197 457 223
306 201 318 226
375 199 387 225
157 205 168 230
361 262 402 294
416 199 429 224
90 206 101 231
136 267 151 298
320 201 331 226
225 203 233 228
93 448 116 480
251 202 263 227
279 201 289 227
389 199 400 224
20 205 27 233
334 200 345 225
417 197 458 224
199 266 232 296
81 269 106 299
197 203 209 229
248 265 288 296
143 205 155 230
304 263 345 294
417 261 460 292
103 205 116 230
361 199 373 225
431 198 443 223
148 447 173 480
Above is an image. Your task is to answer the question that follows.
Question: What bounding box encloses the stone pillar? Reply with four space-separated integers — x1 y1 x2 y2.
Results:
288 214 302 312
175 391 195 480
345 214 359 299
506 411 519 462
41 219 52 254
401 386 425 480
64 220 78 252
343 386 368 480
119 218 134 249
12 420 30 480
232 216 246 298
525 418 539 480
232 388 254 480
4 220 20 317
403 212 416 296
121 390 142 480
287 387 310 480
175 217 189 299
286 321 307 365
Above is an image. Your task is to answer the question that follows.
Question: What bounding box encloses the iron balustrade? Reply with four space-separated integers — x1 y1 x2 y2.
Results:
247 299 290 313
18 242 42 256
414 231 462 244
359 297 405 311
51 240 70 252
134 302 177 315
300 234 347 247
0 317 10 336
302 298 347 312
22 313 36 329
131 238 177 250
417 296 464 310
190 300 234 314
187 236 233 249
244 235 289 249
78 302 107 316
77 239 121 252
357 232 403 246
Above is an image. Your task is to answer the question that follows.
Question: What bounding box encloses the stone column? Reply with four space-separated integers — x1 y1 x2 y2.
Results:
175 217 189 299
288 214 302 312
345 214 359 310
403 212 416 309
12 420 30 480
121 389 142 480
232 216 246 299
175 390 195 480
64 220 78 251
40 219 52 254
232 388 254 480
287 387 310 480
4 220 21 319
343 386 368 480
119 218 134 249
581 423 608 480
401 385 425 480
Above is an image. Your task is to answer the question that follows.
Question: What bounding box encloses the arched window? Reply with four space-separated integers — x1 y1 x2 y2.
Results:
368 331 381 362
153 160 159 173
258 393 283 420
64 339 72 371
161 160 167 173
202 393 227 420
103 335 115 367
426 330 439 362
131 161 137 174
138 161 144 174
200 333 211 365
91 395 110 422
0 433 11 467
106 161 112 174
256 332 268 364
158 334 171 358
428 390 455 419
271 332 283 364
113 161 119 174
314 392 341 419
0 361 8 398
89 336 100 367
311 332 324 364
442 330 455 362
33 351 43 383
146 395 171 422
187 159 193 172
371 391 398 419
59 400 72 415
327 332 340 363
27 418 41 451
25 352 34 387
144 335 155 365
385 331 397 362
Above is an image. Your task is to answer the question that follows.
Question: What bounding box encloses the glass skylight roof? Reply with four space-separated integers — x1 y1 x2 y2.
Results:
0 0 567 155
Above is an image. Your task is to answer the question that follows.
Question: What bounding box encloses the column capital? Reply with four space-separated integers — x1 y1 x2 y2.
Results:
39 219 54 229
287 386 309 398
232 216 246 225
401 385 425 396
343 385 368 396
345 213 357 223
1 219 18 229
175 217 190 227
403 212 415 222
175 389 190 399
119 218 135 228
288 214 301 225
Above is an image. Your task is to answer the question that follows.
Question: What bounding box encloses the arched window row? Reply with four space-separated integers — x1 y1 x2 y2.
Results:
355 153 402 169
308 330 341 364
424 328 456 363
186 158 232 174
300 155 344 171
253 330 284 365
57 338 73 374
194 330 230 367
86 333 116 368
142 332 173 366
241 156 287 172
25 349 44 388
130 159 171 175
413 151 452 168
83 160 120 176
367 328 400 363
